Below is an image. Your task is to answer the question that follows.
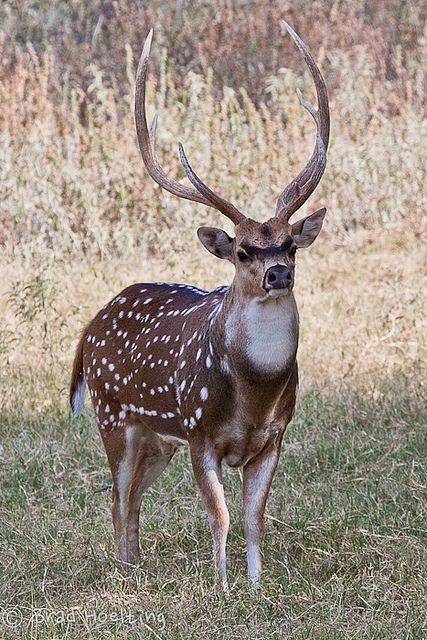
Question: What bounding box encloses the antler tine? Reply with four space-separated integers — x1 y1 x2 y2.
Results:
178 144 245 225
135 29 246 224
149 112 158 151
275 20 330 221
296 87 318 124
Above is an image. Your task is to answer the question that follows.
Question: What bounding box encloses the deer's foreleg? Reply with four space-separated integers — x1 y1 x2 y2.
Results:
190 442 230 591
243 441 281 586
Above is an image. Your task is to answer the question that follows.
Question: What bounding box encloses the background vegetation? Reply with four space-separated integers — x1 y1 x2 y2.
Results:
0 1 426 638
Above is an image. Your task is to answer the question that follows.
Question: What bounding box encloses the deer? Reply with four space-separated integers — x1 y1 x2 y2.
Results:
70 21 329 590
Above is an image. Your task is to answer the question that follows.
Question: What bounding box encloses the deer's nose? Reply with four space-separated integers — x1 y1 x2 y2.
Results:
263 265 292 290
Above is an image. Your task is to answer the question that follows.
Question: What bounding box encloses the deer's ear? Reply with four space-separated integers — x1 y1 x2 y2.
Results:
197 227 234 261
291 208 326 248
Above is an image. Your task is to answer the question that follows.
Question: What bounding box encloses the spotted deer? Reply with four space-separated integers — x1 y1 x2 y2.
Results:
70 21 329 590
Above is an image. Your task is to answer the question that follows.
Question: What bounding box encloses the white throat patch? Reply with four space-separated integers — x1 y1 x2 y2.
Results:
243 297 298 373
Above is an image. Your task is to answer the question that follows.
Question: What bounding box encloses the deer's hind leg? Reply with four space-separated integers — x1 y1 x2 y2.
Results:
99 420 176 569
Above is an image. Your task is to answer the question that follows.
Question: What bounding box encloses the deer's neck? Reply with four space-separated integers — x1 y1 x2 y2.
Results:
211 285 299 378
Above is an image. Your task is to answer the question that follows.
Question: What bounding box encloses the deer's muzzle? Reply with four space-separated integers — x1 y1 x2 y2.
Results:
263 265 292 291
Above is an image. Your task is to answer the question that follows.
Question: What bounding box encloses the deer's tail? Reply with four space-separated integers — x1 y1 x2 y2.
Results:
70 327 88 417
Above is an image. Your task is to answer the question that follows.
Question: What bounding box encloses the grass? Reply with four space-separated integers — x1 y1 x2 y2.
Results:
0 380 426 639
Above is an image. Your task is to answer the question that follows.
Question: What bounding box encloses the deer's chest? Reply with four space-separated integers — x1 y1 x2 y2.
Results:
220 418 281 467
213 363 298 468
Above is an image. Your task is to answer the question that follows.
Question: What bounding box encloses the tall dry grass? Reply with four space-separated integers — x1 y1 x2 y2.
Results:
0 36 425 259
0 2 425 253
1 0 425 106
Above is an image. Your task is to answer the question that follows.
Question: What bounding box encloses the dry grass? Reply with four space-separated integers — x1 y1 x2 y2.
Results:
0 1 426 638
1 0 425 106
1 56 425 255
0 2 426 254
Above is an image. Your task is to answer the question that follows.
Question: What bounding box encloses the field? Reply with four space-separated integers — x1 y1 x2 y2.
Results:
0 1 426 638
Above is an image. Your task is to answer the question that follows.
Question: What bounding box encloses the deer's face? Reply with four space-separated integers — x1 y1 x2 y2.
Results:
198 208 326 300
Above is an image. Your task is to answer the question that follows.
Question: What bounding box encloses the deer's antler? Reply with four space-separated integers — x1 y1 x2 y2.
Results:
135 29 246 225
275 21 330 221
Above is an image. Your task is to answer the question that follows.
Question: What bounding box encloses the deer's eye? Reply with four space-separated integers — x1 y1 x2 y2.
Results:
237 250 250 262
289 247 297 258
